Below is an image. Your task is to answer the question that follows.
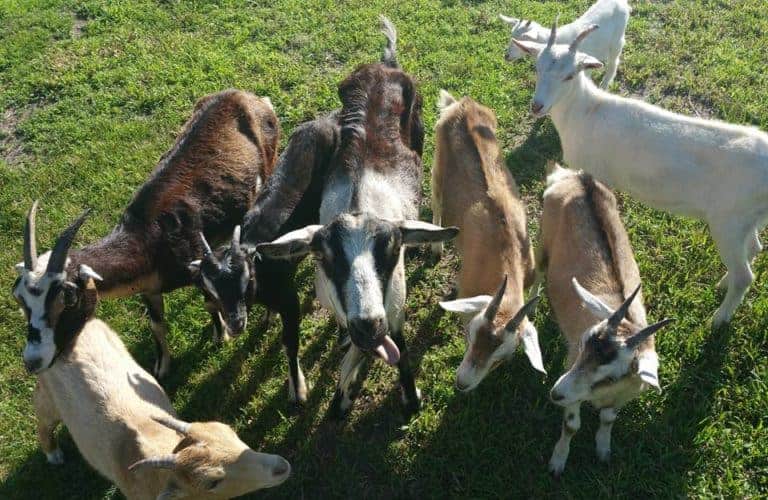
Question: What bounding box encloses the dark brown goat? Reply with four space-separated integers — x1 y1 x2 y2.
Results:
15 89 279 377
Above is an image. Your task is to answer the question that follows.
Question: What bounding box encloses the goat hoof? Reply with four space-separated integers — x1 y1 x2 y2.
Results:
46 449 64 465
401 387 422 416
329 389 352 420
596 448 611 463
710 310 732 331
548 456 566 478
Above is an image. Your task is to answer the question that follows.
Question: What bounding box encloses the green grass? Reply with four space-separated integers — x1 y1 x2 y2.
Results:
1 0 767 498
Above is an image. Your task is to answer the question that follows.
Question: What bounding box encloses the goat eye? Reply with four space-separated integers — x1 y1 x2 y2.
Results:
206 479 222 490
563 74 574 82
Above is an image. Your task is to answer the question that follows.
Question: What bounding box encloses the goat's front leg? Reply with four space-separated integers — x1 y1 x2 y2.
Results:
203 296 230 343
142 294 171 378
33 382 63 465
549 403 581 477
595 407 617 462
279 291 306 404
329 344 367 419
391 329 421 416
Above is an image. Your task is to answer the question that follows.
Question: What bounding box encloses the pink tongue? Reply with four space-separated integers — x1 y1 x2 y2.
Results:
374 335 400 365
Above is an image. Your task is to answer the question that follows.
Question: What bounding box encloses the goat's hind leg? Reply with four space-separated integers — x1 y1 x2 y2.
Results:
717 229 762 290
711 224 754 328
33 382 63 465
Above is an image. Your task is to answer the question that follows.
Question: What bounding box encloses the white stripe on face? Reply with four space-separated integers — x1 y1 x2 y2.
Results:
14 269 66 372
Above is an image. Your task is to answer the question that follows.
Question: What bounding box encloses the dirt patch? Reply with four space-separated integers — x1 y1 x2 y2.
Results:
71 15 87 39
0 105 37 165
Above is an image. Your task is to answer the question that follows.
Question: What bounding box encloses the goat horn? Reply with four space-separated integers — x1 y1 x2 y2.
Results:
570 24 599 52
128 454 178 472
607 283 641 332
23 200 39 271
152 415 190 435
546 14 559 49
485 275 508 322
504 294 541 332
46 209 91 274
626 318 675 349
231 225 241 253
200 232 213 258
524 19 531 28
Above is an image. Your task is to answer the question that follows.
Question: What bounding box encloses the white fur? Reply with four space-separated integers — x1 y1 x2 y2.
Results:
501 0 629 88
523 38 768 327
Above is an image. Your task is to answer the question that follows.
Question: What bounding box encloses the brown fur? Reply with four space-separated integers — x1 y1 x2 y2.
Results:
433 95 534 332
539 164 652 364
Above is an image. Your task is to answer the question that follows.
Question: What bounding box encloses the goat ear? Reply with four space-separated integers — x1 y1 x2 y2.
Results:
439 295 492 315
577 54 603 71
437 89 457 112
260 96 274 111
399 220 459 246
78 264 102 282
499 14 519 25
572 278 614 319
521 323 546 374
511 39 544 57
636 353 661 393
188 260 201 275
255 225 322 260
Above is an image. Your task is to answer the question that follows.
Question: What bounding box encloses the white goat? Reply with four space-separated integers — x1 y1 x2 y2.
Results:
538 164 673 476
512 23 768 328
500 0 630 88
13 210 291 499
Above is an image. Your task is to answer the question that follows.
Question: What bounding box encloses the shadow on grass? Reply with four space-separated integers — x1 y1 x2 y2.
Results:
504 116 562 190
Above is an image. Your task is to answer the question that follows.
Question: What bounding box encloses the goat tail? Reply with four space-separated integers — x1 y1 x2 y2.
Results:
380 15 398 68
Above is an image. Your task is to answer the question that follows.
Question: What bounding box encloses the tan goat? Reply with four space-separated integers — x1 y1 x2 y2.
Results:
433 90 544 392
15 213 291 499
538 163 673 476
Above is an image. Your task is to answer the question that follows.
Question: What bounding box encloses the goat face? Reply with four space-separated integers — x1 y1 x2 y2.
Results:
13 203 100 374
190 227 256 336
499 16 544 61
257 214 458 364
550 279 673 407
511 22 603 117
130 416 290 498
440 277 544 392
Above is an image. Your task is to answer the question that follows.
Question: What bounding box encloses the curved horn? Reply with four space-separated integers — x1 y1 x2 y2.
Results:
626 318 675 349
485 276 508 322
569 24 599 52
46 209 91 274
128 454 178 472
607 283 641 331
152 415 191 435
504 295 541 332
231 225 241 253
24 200 39 271
200 232 213 258
546 14 559 49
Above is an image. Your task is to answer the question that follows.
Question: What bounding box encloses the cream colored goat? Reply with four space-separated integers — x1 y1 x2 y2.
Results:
539 164 673 476
433 90 544 392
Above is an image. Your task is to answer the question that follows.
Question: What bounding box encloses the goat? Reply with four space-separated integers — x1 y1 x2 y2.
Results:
15 89 280 377
538 164 673 476
12 210 290 499
512 22 768 328
432 90 544 392
500 0 629 88
189 111 341 404
256 17 458 418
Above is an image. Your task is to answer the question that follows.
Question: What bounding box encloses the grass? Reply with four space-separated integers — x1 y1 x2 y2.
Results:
1 0 767 498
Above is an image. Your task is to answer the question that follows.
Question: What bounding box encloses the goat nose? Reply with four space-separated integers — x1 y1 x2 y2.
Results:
550 389 565 402
273 458 290 477
24 357 42 374
531 102 544 115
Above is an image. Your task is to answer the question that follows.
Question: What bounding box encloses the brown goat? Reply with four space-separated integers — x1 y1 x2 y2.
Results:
15 89 279 378
539 163 673 476
434 91 544 392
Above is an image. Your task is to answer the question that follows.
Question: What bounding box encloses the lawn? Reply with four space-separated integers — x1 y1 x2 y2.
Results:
1 0 767 498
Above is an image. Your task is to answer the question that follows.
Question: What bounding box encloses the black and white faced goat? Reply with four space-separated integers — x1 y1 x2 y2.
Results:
190 112 341 404
538 165 674 476
14 90 280 377
257 17 458 417
13 213 290 499
512 21 768 328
